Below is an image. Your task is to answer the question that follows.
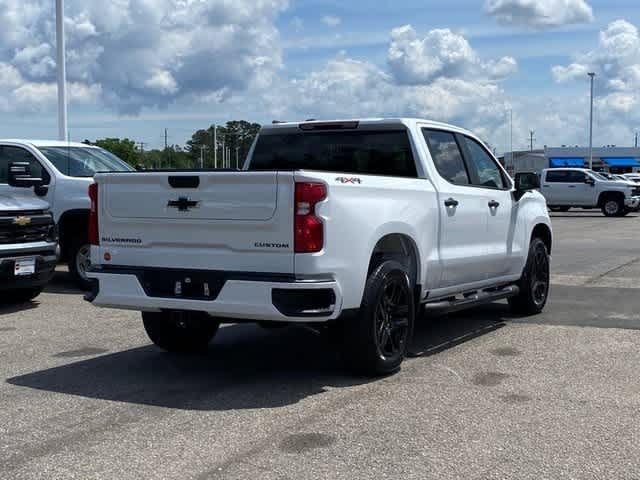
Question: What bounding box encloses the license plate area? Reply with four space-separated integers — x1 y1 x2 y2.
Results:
138 270 225 301
14 257 36 277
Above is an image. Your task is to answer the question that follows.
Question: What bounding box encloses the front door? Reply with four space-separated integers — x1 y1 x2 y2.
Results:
457 135 520 278
0 145 53 203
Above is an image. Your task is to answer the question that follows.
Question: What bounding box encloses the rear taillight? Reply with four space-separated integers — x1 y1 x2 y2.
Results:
88 183 99 246
294 182 326 253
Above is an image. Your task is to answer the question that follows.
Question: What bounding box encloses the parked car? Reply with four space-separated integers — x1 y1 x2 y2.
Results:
86 118 552 375
0 140 133 289
541 168 640 216
623 173 640 184
0 164 57 303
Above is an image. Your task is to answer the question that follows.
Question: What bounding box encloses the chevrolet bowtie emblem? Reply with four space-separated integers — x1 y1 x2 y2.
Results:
167 197 200 212
13 216 32 226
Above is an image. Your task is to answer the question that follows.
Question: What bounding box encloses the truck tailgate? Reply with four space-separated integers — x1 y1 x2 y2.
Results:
93 171 295 273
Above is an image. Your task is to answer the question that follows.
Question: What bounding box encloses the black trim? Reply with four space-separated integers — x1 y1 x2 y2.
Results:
92 265 297 283
272 288 336 317
168 176 200 189
90 265 299 302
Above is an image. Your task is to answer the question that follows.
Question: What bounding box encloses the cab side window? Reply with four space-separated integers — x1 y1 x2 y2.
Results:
545 170 569 183
422 129 470 185
459 136 507 189
566 171 587 183
0 146 49 184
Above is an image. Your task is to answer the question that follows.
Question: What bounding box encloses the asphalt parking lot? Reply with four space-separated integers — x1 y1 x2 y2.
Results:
1 211 640 479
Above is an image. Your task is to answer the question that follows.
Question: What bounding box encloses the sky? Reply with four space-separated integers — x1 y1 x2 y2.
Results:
1 0 640 153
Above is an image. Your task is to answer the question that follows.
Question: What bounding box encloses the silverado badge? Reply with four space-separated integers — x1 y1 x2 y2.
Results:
13 216 32 226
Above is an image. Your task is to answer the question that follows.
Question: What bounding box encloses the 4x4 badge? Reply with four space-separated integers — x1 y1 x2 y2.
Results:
335 177 362 184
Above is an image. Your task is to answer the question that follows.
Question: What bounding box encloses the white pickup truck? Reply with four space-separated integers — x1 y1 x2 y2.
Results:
87 119 552 375
541 168 640 216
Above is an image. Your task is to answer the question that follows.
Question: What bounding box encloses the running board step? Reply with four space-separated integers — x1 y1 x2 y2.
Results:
424 285 519 315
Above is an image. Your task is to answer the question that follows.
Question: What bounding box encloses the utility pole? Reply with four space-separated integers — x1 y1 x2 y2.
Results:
138 142 146 166
635 132 638 148
236 146 240 168
163 128 168 168
221 136 225 169
56 0 68 141
200 146 205 169
213 125 218 169
588 72 596 170
529 130 535 151
509 109 513 172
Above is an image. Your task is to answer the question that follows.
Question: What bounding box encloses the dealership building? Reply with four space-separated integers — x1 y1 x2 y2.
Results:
500 147 640 175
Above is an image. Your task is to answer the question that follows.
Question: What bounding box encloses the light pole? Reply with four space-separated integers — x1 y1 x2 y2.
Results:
588 72 596 170
56 0 68 141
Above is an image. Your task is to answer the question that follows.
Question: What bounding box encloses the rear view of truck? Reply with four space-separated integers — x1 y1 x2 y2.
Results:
88 119 424 374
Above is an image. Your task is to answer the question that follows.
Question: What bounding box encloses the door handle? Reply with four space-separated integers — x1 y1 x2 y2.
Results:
488 200 500 208
444 198 459 208
568 185 576 188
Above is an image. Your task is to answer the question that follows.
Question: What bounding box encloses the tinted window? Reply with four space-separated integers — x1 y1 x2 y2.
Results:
460 136 506 189
0 146 49 184
566 171 587 183
545 170 570 183
250 130 417 177
422 130 469 185
37 147 132 177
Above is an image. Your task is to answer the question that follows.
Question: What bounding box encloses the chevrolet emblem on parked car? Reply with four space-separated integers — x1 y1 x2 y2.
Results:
167 197 200 212
13 216 32 226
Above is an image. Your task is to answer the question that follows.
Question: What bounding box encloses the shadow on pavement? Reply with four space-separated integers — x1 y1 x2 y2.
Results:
44 269 83 295
0 299 40 315
7 312 507 411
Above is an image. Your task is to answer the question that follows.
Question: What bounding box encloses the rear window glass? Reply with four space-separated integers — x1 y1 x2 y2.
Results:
249 130 417 178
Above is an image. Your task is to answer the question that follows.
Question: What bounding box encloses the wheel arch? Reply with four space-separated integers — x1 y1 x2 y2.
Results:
597 190 625 207
531 223 552 254
57 209 89 254
367 232 421 289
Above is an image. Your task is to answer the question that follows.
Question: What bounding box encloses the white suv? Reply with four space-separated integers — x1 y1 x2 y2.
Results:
0 140 133 288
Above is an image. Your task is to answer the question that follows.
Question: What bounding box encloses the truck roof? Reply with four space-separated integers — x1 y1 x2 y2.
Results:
0 139 100 148
262 118 473 135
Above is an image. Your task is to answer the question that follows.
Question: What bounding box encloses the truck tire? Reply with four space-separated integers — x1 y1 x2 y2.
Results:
508 237 550 316
142 311 220 352
0 287 44 304
68 239 93 291
601 196 624 217
338 260 414 376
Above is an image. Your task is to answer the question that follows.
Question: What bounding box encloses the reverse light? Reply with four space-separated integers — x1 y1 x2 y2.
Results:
88 183 99 246
294 182 326 253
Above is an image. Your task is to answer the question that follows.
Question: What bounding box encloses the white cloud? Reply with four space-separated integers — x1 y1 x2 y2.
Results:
552 20 640 117
0 0 289 114
485 0 594 29
321 15 341 27
270 26 516 143
387 25 517 85
0 60 100 113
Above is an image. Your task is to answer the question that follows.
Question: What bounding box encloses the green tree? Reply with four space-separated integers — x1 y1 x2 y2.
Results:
187 120 261 169
93 138 140 167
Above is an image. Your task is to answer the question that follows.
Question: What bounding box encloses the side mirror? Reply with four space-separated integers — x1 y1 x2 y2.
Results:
585 177 595 186
8 162 44 189
514 172 540 201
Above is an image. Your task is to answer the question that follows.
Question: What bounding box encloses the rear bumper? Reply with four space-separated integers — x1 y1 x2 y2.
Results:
86 268 343 323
